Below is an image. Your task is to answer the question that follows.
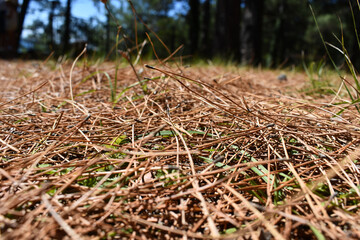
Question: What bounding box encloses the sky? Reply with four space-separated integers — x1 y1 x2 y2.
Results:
21 0 186 37
72 1 105 20
22 0 108 37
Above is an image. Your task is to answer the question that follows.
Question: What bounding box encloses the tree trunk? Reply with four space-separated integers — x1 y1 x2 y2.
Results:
188 0 200 55
226 0 241 61
241 0 264 65
47 1 59 51
200 0 211 58
15 0 31 54
47 8 54 49
271 0 285 66
105 10 110 54
214 0 240 61
214 0 226 54
62 0 71 55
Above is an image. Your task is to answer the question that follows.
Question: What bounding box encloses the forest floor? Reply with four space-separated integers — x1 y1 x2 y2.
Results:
0 59 359 239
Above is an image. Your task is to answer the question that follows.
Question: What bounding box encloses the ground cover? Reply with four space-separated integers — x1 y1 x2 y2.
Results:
0 59 359 239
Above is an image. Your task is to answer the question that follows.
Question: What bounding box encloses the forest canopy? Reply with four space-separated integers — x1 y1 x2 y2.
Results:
10 0 360 68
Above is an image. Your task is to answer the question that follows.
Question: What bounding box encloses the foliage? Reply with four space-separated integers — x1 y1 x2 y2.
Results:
15 0 359 67
310 1 360 112
302 58 333 95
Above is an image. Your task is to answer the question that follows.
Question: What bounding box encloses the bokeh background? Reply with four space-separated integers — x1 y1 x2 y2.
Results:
1 0 360 68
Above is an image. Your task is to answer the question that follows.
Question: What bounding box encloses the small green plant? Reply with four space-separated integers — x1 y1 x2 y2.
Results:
302 58 332 94
310 2 360 112
112 28 121 103
101 1 149 103
223 227 237 234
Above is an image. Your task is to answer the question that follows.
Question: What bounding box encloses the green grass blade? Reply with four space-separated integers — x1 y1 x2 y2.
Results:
309 225 326 240
350 0 360 51
309 5 341 76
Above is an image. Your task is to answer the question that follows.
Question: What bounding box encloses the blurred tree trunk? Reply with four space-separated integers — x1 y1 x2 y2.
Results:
200 0 211 58
170 23 175 51
62 0 72 55
271 0 285 66
47 1 59 51
214 0 226 53
15 0 31 54
47 4 54 49
214 0 240 61
188 0 200 55
105 10 110 53
241 0 264 65
351 33 360 70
